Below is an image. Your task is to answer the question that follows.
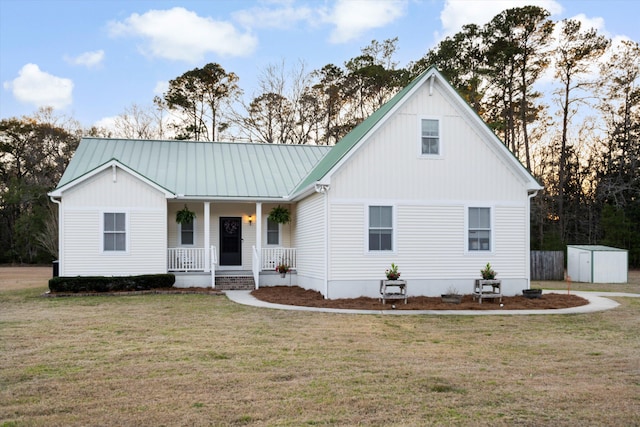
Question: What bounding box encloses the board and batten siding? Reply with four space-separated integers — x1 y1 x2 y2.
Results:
60 167 167 276
329 81 529 203
294 192 325 292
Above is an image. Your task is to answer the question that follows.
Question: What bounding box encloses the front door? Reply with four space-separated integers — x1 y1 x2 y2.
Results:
219 217 242 266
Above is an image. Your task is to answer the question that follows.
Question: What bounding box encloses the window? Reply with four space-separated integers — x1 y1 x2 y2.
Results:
421 118 440 155
104 212 126 251
369 206 393 251
180 219 194 245
468 207 491 251
267 218 279 245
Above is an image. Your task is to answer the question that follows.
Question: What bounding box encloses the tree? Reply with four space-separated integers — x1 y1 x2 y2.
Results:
241 60 317 144
158 63 241 141
595 40 640 265
483 6 554 169
553 19 609 242
111 103 166 140
0 110 80 262
413 24 486 113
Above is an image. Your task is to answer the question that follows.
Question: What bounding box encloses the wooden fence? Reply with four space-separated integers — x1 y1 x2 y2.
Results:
530 251 565 281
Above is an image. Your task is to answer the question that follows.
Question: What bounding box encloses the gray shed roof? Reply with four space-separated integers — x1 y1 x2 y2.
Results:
55 138 332 199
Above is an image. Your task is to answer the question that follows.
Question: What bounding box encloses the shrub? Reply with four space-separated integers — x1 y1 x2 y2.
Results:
48 274 175 293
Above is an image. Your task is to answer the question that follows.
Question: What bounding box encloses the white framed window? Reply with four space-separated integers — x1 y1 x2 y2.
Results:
368 205 393 251
419 117 441 157
468 207 491 251
103 212 126 252
179 219 195 246
266 217 280 245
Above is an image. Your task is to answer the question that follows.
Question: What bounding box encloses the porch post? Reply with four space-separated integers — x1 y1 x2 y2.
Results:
256 202 262 269
204 201 211 272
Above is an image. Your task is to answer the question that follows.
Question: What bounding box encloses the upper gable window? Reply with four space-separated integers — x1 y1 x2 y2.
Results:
420 118 440 156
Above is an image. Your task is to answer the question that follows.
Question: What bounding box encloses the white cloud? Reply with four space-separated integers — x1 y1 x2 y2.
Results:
324 0 407 44
439 0 563 40
65 50 105 68
233 3 314 29
3 63 73 109
108 7 258 62
94 115 118 131
154 80 168 96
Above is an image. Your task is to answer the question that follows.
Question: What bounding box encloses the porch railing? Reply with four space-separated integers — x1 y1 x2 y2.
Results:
168 248 206 271
261 247 297 271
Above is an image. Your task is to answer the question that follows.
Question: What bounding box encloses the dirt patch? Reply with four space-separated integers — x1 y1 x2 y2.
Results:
251 286 589 310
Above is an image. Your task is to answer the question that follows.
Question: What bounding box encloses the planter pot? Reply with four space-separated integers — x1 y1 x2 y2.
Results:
441 294 462 304
280 272 286 278
522 289 542 299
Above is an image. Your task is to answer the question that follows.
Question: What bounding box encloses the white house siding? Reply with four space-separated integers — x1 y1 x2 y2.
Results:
294 193 326 293
330 83 528 202
60 167 166 276
323 80 531 298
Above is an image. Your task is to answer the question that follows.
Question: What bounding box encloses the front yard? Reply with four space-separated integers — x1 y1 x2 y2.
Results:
1 267 639 425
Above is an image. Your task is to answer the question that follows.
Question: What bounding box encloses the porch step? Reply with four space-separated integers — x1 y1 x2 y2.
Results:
214 273 255 291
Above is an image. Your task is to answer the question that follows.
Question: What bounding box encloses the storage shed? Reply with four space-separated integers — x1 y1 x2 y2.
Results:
567 245 628 283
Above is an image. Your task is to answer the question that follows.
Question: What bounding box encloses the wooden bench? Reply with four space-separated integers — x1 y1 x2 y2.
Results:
380 280 407 304
472 279 502 304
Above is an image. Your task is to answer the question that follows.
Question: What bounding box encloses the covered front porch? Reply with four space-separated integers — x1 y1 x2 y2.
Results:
166 200 296 288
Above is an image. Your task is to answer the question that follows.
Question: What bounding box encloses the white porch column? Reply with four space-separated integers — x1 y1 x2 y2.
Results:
204 201 211 272
256 202 262 268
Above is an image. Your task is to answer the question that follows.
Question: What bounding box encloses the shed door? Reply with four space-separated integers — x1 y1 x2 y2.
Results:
219 217 242 266
579 252 591 283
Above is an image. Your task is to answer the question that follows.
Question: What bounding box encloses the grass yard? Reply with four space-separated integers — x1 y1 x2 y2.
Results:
1 267 639 426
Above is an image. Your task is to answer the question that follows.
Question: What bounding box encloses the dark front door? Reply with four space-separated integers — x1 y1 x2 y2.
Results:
219 217 242 266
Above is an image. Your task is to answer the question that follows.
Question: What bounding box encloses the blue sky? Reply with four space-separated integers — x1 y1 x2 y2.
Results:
1 0 637 129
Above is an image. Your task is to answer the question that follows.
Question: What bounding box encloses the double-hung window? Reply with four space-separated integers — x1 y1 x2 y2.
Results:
104 212 126 252
180 219 195 245
369 206 393 251
420 118 440 156
468 207 491 251
267 218 279 245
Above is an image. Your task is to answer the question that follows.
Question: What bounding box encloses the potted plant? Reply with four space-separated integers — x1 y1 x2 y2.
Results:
176 205 196 224
441 286 462 304
276 262 290 278
522 288 543 299
385 263 401 281
480 262 497 280
268 205 291 224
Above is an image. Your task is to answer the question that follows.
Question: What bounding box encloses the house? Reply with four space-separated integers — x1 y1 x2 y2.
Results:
49 67 542 298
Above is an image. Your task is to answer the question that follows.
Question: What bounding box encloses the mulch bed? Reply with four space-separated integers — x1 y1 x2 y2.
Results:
251 286 590 310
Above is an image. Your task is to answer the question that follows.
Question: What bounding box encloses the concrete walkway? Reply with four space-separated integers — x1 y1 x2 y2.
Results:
225 290 638 315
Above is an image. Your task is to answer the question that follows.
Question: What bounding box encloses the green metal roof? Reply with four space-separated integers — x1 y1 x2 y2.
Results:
56 138 331 199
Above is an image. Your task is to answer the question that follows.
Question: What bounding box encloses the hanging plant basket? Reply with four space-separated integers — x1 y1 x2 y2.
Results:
176 205 196 224
268 205 290 224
